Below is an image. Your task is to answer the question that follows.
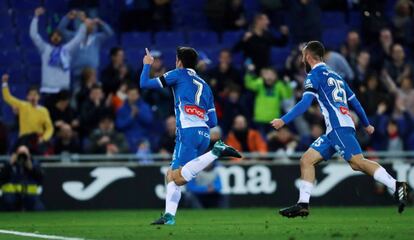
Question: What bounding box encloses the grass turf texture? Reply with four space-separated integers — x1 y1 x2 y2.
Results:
0 208 412 240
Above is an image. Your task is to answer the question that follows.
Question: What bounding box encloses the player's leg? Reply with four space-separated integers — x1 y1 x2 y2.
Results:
333 128 408 213
348 154 408 213
280 135 335 218
172 140 241 186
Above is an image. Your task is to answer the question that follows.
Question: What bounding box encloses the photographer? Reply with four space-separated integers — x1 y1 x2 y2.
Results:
0 145 44 211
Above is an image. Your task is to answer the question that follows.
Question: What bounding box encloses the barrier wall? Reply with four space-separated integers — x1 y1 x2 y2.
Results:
39 161 414 210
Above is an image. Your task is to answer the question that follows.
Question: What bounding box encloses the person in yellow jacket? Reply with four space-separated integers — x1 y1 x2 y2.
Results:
1 74 53 143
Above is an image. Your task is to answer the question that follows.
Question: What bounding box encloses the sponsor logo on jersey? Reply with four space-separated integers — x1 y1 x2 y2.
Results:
184 105 205 119
339 106 350 116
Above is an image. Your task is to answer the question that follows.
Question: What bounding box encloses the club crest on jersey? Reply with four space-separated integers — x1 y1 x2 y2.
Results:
184 105 205 119
304 78 313 89
339 106 350 116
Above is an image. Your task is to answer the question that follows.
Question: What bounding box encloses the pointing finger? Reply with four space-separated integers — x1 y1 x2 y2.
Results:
145 48 151 56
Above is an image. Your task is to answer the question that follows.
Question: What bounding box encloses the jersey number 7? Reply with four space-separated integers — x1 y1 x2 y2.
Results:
193 79 203 105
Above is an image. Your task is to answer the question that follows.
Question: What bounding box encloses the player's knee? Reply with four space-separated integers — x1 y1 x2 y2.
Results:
172 169 188 186
300 154 315 168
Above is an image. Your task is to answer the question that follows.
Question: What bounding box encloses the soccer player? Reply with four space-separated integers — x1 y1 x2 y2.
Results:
140 47 241 225
271 41 408 218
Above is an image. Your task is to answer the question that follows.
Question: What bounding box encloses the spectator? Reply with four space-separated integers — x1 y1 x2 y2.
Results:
233 13 289 72
30 7 88 106
392 0 414 46
80 84 112 137
153 0 172 30
382 72 414 117
149 50 167 77
54 123 81 154
75 67 98 109
158 116 176 155
296 123 323 151
358 74 388 117
325 51 355 83
88 115 129 154
111 82 128 112
360 0 388 44
383 43 414 85
288 0 321 43
267 127 298 155
185 163 226 209
370 28 394 71
1 74 54 144
57 10 114 81
244 66 292 135
101 47 133 96
225 115 267 157
49 90 79 134
0 145 44 211
220 84 247 135
136 139 153 163
116 85 153 152
340 31 362 69
352 50 371 89
68 0 100 18
225 0 247 30
207 49 242 96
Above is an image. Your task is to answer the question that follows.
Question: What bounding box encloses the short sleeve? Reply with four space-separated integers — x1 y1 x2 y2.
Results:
303 74 319 96
159 69 179 87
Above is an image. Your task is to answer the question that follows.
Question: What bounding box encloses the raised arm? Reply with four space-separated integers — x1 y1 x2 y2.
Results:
30 7 47 53
57 11 77 40
95 18 114 42
140 48 175 89
1 74 24 110
64 20 87 53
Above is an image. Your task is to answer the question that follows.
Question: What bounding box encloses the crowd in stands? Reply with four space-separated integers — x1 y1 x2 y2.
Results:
0 0 414 161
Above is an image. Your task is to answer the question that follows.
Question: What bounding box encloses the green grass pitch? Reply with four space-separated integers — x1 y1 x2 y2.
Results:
0 208 413 240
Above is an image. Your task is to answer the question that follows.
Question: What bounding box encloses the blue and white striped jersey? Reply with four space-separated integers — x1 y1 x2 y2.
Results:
304 63 355 133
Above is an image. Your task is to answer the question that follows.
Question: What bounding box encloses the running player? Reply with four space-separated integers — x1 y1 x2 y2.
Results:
140 47 241 225
271 41 408 218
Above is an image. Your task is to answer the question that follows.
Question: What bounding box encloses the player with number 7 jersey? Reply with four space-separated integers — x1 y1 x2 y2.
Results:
140 47 241 225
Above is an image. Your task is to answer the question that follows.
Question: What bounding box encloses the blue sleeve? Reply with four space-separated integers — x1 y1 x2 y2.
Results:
186 179 208 193
140 65 179 89
281 93 315 124
348 97 370 127
139 64 164 89
206 88 217 128
304 74 319 93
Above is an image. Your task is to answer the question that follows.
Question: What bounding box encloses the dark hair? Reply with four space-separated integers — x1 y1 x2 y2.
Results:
110 47 123 57
127 83 139 92
304 41 325 59
176 47 198 69
90 83 102 91
27 85 40 95
57 90 71 101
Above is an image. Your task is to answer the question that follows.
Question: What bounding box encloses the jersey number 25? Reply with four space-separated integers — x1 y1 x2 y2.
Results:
327 77 346 103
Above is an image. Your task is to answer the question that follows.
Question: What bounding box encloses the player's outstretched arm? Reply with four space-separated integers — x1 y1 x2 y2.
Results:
139 48 164 89
348 96 374 134
271 93 315 130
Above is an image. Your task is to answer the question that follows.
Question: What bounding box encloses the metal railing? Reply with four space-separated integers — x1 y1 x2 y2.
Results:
1 151 413 166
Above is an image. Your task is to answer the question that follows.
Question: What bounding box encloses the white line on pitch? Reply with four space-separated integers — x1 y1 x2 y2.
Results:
0 229 86 240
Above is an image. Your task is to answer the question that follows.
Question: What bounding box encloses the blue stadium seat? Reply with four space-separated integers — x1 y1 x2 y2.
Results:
124 48 143 71
121 32 152 49
270 47 291 70
154 31 186 48
24 49 41 66
221 31 243 48
27 67 41 84
0 50 22 68
322 28 348 50
0 34 18 50
101 37 119 52
0 1 9 10
322 12 346 29
160 49 178 69
188 31 219 48
10 0 41 9
348 11 362 29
